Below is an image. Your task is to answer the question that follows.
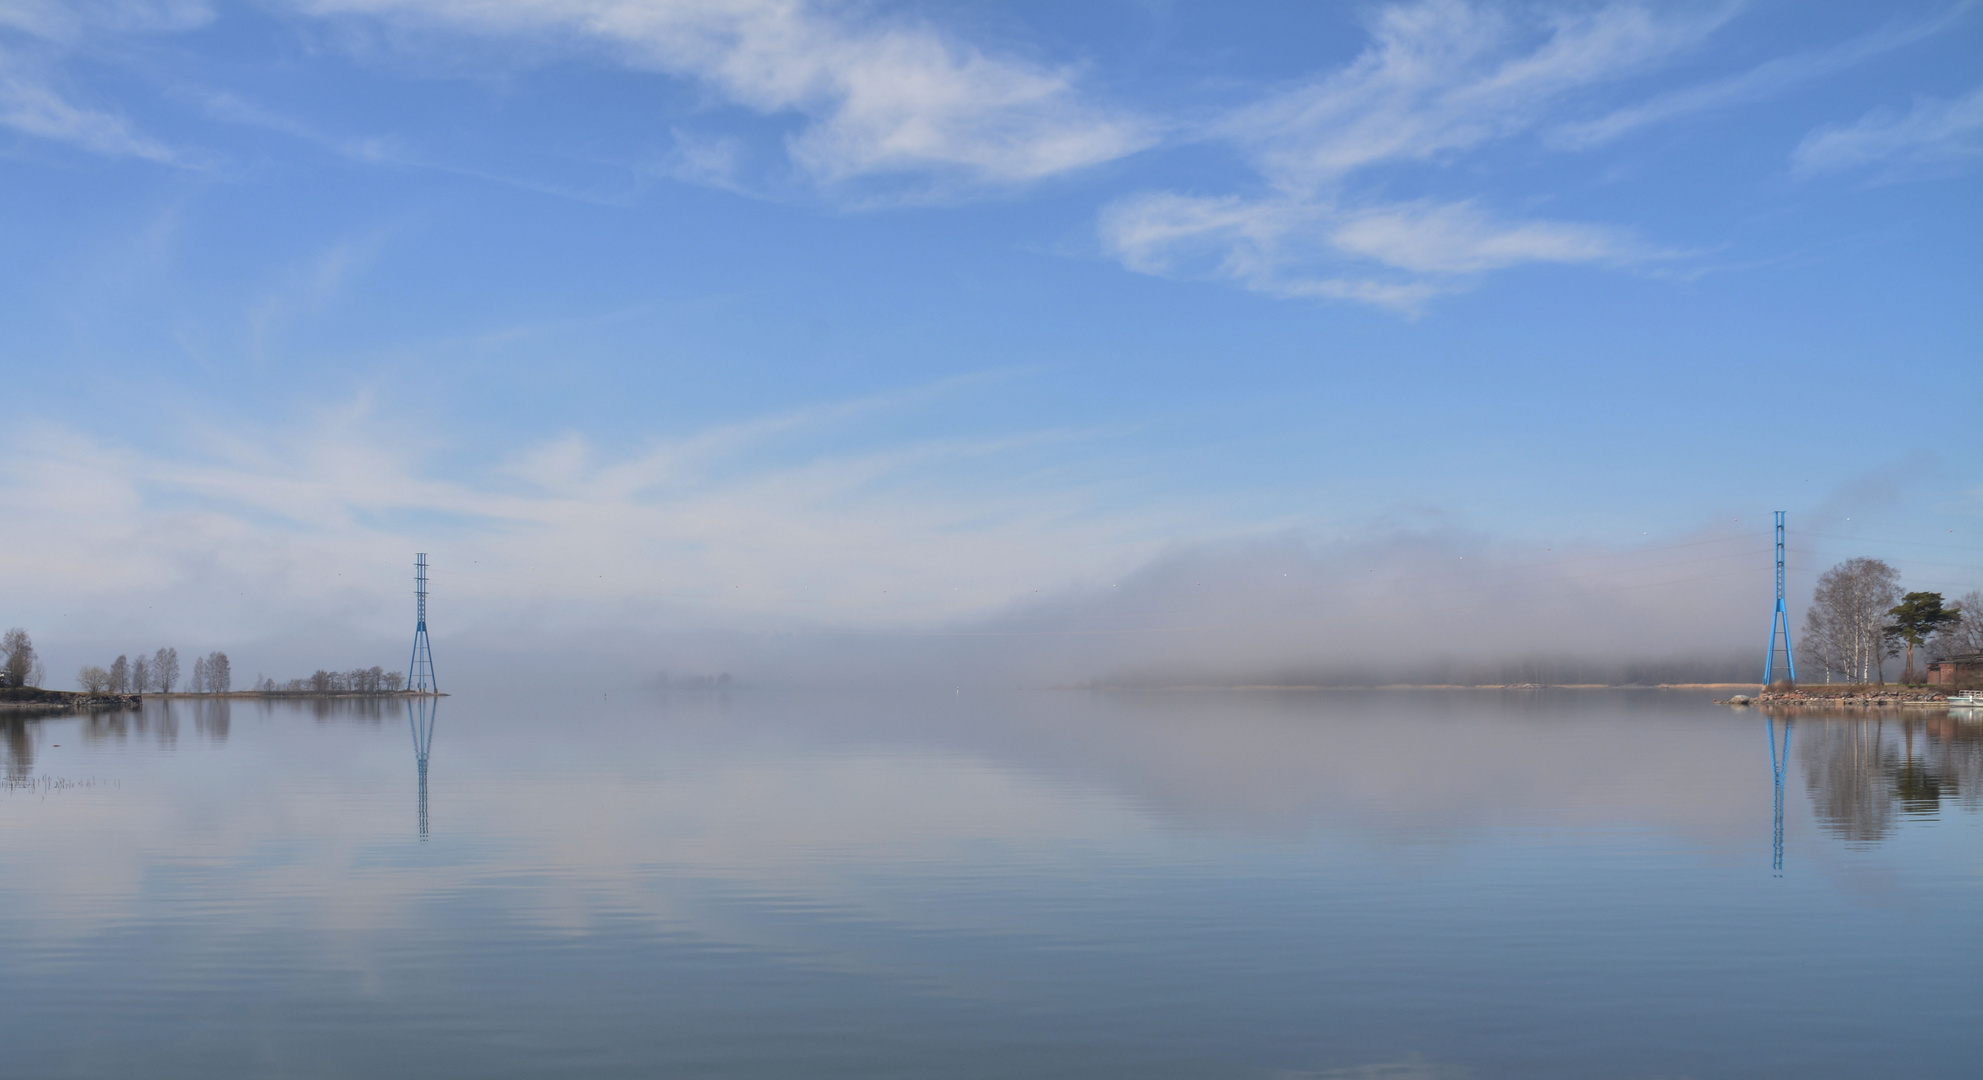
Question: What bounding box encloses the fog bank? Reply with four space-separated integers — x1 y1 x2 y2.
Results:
418 527 1773 690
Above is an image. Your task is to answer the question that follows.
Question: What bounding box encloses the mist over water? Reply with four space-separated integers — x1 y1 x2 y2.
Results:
2 690 1975 1079
606 530 1769 689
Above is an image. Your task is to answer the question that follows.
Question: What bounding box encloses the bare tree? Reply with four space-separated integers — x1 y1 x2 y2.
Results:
132 654 151 693
77 665 112 693
2 628 34 688
208 652 231 694
1802 558 1902 684
191 655 208 694
109 655 130 694
1930 590 1983 658
29 659 45 689
383 670 405 692
156 647 180 694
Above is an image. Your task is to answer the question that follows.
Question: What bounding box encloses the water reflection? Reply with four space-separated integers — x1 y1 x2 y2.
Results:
3 720 31 782
409 697 436 841
69 696 405 752
3 691 1977 1080
193 698 231 742
84 697 235 747
1797 714 1982 844
1767 716 1791 873
294 695 395 723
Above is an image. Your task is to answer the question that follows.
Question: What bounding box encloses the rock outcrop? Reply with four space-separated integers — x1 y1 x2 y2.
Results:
0 687 142 713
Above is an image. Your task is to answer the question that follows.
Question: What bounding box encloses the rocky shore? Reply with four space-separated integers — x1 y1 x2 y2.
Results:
1716 688 1964 707
0 687 143 713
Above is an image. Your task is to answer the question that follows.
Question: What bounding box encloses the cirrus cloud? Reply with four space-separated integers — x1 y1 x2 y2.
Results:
1793 84 1983 178
287 0 1156 192
1099 190 1651 313
1098 0 1720 311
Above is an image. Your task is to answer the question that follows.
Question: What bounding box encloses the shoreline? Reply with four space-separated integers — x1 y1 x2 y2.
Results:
2 688 443 715
1745 687 1967 708
1065 682 1770 692
0 689 141 714
144 691 446 699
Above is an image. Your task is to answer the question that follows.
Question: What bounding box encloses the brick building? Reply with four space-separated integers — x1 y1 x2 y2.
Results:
1925 652 1983 688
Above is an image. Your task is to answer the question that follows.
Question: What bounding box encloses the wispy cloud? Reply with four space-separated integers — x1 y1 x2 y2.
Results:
286 0 1155 193
1329 199 1645 274
0 1 218 162
1101 1 1718 310
195 88 649 204
243 230 393 356
1218 0 1729 190
0 0 212 40
0 45 177 161
1550 6 1968 149
1099 191 1654 313
1793 84 1983 178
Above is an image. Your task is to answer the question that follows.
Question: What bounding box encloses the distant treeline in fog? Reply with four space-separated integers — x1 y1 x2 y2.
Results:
76 647 220 694
1086 654 1763 689
653 671 734 689
74 649 410 696
253 667 406 694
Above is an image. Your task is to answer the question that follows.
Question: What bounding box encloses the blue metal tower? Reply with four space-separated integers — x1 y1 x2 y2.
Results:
408 696 436 841
407 553 438 693
1762 511 1796 688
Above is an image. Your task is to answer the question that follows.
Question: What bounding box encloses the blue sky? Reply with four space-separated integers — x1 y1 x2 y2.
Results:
1 1 1978 678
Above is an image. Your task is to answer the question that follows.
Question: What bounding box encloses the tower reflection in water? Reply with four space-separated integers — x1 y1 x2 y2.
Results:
408 697 436 841
1767 715 1791 874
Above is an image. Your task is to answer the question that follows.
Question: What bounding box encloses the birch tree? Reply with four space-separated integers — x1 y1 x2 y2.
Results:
1802 558 1901 684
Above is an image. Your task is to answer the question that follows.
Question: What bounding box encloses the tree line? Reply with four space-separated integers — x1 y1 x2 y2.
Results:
254 668 406 694
77 648 233 694
1802 559 1977 685
7 630 405 696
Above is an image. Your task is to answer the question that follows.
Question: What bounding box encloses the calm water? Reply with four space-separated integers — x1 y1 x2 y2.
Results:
2 689 1976 1079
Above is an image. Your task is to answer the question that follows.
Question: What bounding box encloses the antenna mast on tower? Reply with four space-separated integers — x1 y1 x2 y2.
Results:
408 553 437 693
1762 512 1796 689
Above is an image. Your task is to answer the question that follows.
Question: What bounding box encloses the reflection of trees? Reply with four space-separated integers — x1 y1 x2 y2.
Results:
1921 718 1983 813
300 696 390 724
75 696 389 751
1798 716 1981 843
193 698 231 742
4 720 32 782
83 702 163 747
81 700 229 748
